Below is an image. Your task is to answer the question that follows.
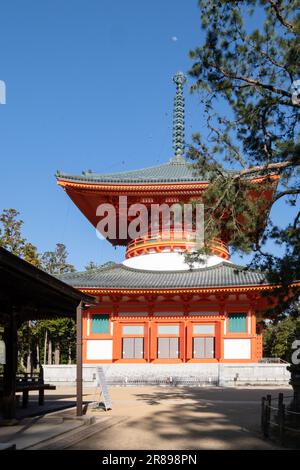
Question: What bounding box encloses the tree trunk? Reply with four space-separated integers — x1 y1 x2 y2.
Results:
48 338 52 365
36 341 40 370
26 320 31 373
26 350 31 373
43 329 48 365
68 344 72 364
54 344 60 365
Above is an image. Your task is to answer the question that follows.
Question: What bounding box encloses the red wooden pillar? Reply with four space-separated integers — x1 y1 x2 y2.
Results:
186 321 193 361
215 321 223 361
150 322 157 361
113 321 122 361
218 300 226 362
145 319 150 362
147 304 154 363
179 322 185 362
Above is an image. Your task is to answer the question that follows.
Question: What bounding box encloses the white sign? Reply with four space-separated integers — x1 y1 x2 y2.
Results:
96 367 112 411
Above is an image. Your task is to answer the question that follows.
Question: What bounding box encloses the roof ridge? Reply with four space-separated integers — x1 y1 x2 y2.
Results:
118 261 267 275
58 160 186 179
118 261 229 274
59 261 267 278
57 262 122 279
227 262 267 275
55 158 209 185
57 260 272 290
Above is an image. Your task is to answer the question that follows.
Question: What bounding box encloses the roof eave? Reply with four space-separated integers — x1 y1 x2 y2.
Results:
74 284 279 294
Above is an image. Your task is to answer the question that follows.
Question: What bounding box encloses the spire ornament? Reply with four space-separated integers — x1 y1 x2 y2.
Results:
172 71 187 161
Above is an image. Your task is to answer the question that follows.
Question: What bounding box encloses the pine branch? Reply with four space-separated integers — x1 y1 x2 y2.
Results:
269 0 296 33
235 159 300 180
294 211 300 228
273 188 300 202
222 71 290 99
206 117 247 169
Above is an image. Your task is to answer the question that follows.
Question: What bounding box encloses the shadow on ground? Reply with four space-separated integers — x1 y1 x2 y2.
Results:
71 387 291 450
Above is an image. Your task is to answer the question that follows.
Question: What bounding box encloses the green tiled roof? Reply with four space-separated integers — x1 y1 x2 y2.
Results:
56 156 213 184
58 262 270 290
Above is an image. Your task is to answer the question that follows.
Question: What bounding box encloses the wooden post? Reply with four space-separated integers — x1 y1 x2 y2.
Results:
278 392 284 409
2 311 18 420
38 388 44 406
261 396 266 434
43 328 48 365
265 394 272 438
76 301 83 416
22 389 29 408
279 403 285 446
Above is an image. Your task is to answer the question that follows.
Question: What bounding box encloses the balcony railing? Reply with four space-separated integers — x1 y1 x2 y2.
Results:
125 230 229 260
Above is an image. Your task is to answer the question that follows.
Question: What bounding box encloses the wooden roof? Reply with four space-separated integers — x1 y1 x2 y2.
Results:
0 247 94 321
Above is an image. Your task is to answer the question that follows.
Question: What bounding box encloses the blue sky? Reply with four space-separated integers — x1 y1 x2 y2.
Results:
0 1 296 270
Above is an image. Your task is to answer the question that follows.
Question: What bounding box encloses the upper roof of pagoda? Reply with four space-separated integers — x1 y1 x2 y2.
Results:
56 155 216 186
56 72 215 189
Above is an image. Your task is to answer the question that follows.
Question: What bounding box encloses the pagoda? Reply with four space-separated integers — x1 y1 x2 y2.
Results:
56 72 280 364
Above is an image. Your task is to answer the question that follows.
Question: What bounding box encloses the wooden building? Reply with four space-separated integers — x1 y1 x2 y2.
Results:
56 72 280 365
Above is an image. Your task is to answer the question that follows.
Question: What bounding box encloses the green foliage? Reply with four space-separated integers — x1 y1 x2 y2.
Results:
85 261 116 271
101 261 116 268
0 208 78 367
0 208 25 255
38 318 76 364
23 242 41 268
41 243 75 274
187 0 300 311
0 208 39 262
84 261 102 271
263 313 300 361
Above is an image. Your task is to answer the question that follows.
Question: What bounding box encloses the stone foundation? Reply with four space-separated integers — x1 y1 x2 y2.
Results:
43 363 290 387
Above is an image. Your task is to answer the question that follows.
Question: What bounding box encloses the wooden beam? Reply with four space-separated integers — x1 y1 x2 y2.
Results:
76 301 83 416
2 310 18 420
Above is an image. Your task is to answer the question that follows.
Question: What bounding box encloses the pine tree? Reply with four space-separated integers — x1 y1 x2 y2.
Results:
41 243 75 274
188 0 300 314
84 261 101 271
40 243 76 365
0 208 42 371
263 305 300 361
0 209 77 368
84 261 115 271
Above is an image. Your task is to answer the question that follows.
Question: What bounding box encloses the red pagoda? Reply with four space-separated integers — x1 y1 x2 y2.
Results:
56 72 281 365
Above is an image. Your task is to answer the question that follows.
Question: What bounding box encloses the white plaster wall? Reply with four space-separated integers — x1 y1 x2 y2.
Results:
224 339 251 359
123 252 228 271
43 363 291 386
86 340 113 360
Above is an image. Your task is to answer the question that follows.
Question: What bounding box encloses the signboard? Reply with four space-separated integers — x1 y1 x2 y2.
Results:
0 340 6 364
96 366 112 411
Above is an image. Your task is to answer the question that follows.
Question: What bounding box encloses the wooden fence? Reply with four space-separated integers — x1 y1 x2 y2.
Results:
261 392 300 447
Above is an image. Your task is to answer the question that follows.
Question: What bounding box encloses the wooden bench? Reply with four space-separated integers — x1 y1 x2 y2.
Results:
0 370 56 409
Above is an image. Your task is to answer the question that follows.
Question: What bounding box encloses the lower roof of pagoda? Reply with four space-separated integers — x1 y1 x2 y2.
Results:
58 261 270 290
56 156 216 186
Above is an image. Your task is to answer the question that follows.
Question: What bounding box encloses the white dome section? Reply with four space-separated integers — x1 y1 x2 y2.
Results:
123 252 229 271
